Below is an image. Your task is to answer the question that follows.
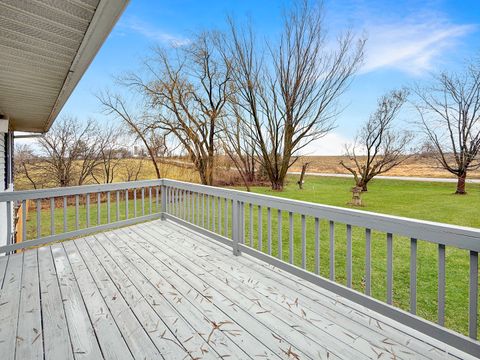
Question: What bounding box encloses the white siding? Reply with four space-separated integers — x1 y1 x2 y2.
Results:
0 134 4 191
0 133 12 250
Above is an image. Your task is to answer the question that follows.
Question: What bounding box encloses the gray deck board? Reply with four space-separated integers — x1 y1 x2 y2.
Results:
1 219 475 360
16 250 42 360
136 223 398 359
107 229 257 359
38 246 74 360
0 253 23 360
85 235 190 359
126 225 352 360
50 243 103 359
148 221 434 359
73 238 163 359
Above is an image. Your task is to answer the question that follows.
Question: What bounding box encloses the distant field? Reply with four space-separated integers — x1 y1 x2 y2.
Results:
288 155 480 179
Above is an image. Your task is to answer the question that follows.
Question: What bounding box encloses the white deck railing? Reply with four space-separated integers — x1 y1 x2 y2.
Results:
0 179 479 357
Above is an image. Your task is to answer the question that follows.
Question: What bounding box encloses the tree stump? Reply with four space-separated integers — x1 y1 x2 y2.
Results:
350 186 363 206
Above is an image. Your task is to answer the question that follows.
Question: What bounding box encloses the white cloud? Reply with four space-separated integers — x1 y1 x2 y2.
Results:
361 20 475 75
119 17 190 47
299 132 353 156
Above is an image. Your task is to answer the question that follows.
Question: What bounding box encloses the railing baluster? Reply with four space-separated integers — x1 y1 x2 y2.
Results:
63 196 67 232
107 191 111 224
277 209 282 260
207 195 210 229
197 193 200 225
149 187 153 215
258 205 262 251
116 191 120 221
133 189 137 217
125 190 129 219
387 232 393 305
289 212 294 264
141 188 145 216
232 200 240 255
346 224 352 288
470 250 478 339
249 204 253 246
167 187 171 213
97 193 101 225
301 214 306 269
212 195 216 232
330 221 335 281
202 194 205 228
314 217 320 275
75 195 79 230
365 228 371 296
49 198 54 236
267 207 272 255
224 198 228 237
36 199 41 239
410 238 417 314
156 186 159 212
23 200 27 241
6 201 12 245
86 193 90 228
217 197 221 233
240 202 245 244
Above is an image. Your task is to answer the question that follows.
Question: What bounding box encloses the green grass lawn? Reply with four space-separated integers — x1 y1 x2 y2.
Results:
24 176 480 336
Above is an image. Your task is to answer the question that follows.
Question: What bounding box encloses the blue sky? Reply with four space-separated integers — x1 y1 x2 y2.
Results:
59 0 480 155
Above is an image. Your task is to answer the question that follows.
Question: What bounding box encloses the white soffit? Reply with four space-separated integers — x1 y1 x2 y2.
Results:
0 0 129 132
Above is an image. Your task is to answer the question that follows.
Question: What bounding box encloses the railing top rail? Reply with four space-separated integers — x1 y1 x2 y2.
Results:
0 179 163 202
2 178 479 251
162 179 480 252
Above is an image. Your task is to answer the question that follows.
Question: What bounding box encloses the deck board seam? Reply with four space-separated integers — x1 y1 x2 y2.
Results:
106 229 258 360
87 233 194 359
59 242 106 359
12 252 25 360
157 220 451 359
116 227 303 360
132 224 383 360
61 240 135 359
78 237 168 359
100 230 235 359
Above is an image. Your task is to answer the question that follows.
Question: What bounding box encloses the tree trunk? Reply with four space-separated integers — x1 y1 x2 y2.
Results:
271 180 284 191
357 179 368 192
455 173 467 194
297 163 309 190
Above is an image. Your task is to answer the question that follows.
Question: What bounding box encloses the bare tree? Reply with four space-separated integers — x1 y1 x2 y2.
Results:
118 31 232 185
415 60 480 194
340 89 413 191
123 158 144 182
14 144 42 189
92 125 123 184
220 102 257 190
97 91 165 179
37 116 100 187
225 1 365 190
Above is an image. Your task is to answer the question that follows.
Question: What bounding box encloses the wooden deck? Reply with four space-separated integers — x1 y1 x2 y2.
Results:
0 219 474 359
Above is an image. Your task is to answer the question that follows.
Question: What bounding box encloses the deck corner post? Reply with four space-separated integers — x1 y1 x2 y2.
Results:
160 184 167 220
232 199 241 256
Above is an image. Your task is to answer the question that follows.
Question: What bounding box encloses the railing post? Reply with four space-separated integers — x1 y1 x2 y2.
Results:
161 184 167 220
232 199 241 256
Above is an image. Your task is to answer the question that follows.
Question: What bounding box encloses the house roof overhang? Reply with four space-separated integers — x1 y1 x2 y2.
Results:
0 0 129 132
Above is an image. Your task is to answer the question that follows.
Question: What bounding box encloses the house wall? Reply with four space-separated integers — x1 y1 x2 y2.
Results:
0 130 13 250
